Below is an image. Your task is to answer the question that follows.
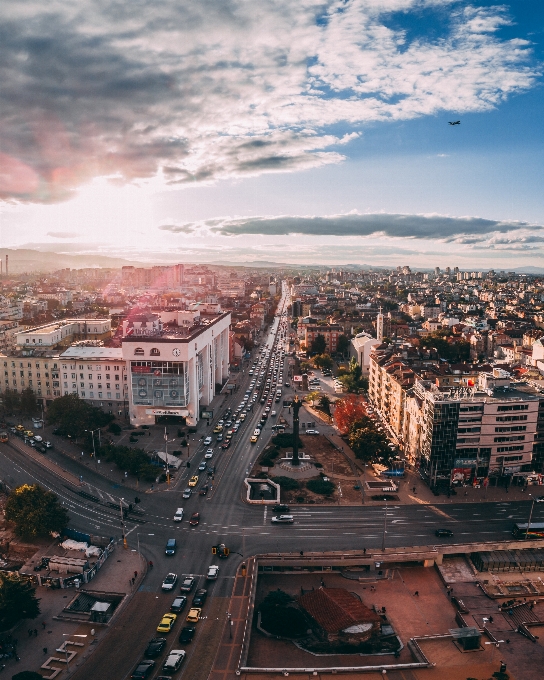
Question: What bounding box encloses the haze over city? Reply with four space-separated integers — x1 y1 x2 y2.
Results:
0 0 543 268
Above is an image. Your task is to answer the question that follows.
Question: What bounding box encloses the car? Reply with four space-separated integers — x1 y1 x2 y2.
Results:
170 596 187 613
213 425 223 433
216 434 223 442
163 649 186 672
207 565 219 580
182 487 192 499
305 429 319 435
221 441 231 450
199 484 209 496
273 504 290 513
165 539 177 555
198 460 207 471
192 588 208 606
44 441 52 448
205 449 214 458
271 410 277 416
33 435 43 442
203 436 212 445
157 613 177 633
179 576 195 592
189 512 200 526
435 529 454 537
161 572 178 591
250 435 258 444
179 626 196 643
144 637 167 658
188 475 199 487
131 660 155 679
174 508 184 522
186 607 202 623
535 496 544 503
271 515 294 524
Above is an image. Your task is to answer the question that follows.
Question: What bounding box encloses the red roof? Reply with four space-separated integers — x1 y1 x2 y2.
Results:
298 588 380 634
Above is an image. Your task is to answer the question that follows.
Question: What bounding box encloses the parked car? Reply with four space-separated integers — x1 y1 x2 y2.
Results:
179 576 195 592
305 429 319 435
161 573 178 591
144 638 166 658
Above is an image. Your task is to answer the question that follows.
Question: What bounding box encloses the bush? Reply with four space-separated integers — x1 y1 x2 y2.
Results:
271 476 300 490
108 423 122 435
272 433 303 449
306 478 335 495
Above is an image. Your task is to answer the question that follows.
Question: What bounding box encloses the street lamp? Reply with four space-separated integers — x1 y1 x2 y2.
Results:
85 428 100 468
525 494 536 540
137 533 155 556
120 498 127 549
62 633 87 672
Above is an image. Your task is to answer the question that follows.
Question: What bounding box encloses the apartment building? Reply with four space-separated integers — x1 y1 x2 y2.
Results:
16 319 111 349
304 324 342 354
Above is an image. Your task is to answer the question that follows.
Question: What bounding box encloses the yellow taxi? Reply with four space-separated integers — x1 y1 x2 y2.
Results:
188 475 199 487
15 425 25 432
186 608 202 623
250 435 258 444
213 425 223 433
24 430 34 438
157 613 177 632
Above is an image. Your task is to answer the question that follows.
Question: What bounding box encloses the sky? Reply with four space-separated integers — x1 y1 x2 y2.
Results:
0 0 544 269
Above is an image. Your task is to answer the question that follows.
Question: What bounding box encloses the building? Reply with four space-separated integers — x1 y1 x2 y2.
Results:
121 309 231 426
16 319 112 350
349 333 381 375
304 324 342 354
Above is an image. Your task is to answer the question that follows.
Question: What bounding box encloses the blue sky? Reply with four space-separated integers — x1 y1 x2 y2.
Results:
0 0 543 268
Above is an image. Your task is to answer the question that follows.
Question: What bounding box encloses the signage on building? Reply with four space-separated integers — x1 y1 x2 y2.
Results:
451 467 473 482
145 409 189 417
200 410 213 420
293 375 302 382
454 459 478 468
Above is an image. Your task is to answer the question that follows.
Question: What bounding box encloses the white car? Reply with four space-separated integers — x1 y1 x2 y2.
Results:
203 436 212 445
161 572 178 591
163 649 186 672
207 565 219 580
305 429 320 435
205 449 214 459
33 435 43 442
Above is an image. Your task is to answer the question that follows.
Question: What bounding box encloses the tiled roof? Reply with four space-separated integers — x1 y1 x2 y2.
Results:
298 588 380 634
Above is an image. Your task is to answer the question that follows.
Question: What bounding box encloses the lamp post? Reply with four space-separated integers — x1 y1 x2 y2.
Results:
164 427 176 485
62 633 87 672
526 494 536 540
137 533 155 556
85 428 99 468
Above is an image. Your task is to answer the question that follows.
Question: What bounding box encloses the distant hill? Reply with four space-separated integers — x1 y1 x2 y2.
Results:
0 249 142 274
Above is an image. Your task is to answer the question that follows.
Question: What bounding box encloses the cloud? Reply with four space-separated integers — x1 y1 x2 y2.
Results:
207 212 540 239
158 223 196 234
46 231 80 239
0 1 538 202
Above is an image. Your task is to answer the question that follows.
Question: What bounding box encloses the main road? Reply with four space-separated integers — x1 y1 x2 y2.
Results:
1 282 542 680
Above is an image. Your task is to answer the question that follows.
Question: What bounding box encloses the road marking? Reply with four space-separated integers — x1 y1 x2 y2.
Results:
263 506 268 525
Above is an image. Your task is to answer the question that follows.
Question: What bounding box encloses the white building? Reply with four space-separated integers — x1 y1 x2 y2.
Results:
122 310 231 426
350 332 381 375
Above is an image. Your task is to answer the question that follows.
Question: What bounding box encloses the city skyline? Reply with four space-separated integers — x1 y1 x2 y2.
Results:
0 1 543 268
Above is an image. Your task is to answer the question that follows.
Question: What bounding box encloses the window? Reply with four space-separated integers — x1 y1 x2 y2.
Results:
71 373 76 379
497 404 529 412
106 383 111 389
106 374 110 380
496 414 528 422
89 384 93 389
63 373 68 379
497 445 525 453
89 374 93 379
116 393 121 400
495 425 527 432
81 391 85 397
98 392 102 398
150 348 160 356
494 435 525 442
134 348 145 355
80 383 85 388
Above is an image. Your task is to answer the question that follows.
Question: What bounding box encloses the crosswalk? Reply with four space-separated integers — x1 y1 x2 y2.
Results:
82 482 129 507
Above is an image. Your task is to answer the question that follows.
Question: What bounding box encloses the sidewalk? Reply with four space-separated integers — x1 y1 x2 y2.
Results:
3 543 145 679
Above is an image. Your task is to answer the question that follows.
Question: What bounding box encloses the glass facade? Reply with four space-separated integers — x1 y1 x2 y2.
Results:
131 360 189 407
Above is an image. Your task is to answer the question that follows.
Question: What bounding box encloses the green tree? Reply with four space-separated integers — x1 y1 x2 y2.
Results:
348 419 391 463
306 478 335 495
5 484 69 539
20 387 38 417
310 333 327 355
2 388 21 414
305 391 320 405
336 334 350 357
318 394 331 415
271 476 300 490
313 353 333 370
0 572 40 631
46 393 113 438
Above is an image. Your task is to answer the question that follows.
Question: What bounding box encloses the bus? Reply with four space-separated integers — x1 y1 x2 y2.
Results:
0 432 8 443
512 522 544 539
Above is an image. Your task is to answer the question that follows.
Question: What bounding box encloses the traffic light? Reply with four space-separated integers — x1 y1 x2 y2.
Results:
223 547 230 556
212 546 217 554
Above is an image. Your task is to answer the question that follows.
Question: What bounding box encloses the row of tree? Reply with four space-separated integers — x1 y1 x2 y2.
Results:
2 387 39 417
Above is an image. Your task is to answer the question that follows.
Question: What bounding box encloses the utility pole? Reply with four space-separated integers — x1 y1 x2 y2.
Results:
526 495 536 539
120 498 127 548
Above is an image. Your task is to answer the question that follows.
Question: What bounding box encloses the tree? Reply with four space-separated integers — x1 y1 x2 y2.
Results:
2 387 20 414
5 484 69 539
306 478 335 495
20 387 38 417
310 333 327 355
0 572 40 631
336 334 350 357
337 357 368 393
305 391 320 405
334 395 367 434
271 476 300 490
318 394 331 415
348 419 392 463
313 353 333 370
13 673 45 680
46 393 113 438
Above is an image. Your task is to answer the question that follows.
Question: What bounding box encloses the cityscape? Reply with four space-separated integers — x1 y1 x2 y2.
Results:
1 2 544 680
